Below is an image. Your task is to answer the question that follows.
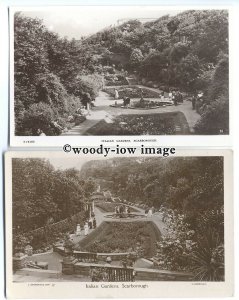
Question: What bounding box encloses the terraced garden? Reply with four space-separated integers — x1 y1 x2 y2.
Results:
77 221 161 257
84 112 190 135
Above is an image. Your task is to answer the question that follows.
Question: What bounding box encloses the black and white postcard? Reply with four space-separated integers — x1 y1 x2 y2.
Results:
5 149 233 298
9 6 232 147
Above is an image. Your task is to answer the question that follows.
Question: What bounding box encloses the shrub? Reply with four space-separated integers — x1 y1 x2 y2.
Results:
68 74 103 99
22 102 57 135
13 234 32 254
36 73 68 111
191 230 224 281
154 209 196 271
194 94 229 134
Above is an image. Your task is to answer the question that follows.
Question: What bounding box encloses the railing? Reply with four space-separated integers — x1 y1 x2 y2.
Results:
90 264 134 282
106 266 134 281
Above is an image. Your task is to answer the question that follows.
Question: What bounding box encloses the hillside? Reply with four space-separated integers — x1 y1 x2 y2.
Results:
81 157 224 224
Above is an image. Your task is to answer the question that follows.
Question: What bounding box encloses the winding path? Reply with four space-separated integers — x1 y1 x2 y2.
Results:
61 86 200 135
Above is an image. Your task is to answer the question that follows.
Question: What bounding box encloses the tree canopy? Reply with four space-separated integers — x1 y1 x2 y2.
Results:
12 158 96 233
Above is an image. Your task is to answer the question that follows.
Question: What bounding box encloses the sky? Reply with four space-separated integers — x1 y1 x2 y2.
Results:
48 156 102 171
21 7 181 39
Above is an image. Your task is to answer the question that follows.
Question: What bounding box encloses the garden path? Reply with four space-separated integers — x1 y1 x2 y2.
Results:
62 87 200 135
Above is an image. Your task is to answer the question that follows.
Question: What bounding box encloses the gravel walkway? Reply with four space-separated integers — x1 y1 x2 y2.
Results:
62 88 200 135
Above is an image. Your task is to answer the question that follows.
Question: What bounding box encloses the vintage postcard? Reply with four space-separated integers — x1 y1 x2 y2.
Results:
5 149 233 298
9 5 233 147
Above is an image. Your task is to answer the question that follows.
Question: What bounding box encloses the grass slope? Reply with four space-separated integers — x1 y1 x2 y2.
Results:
77 221 161 257
84 112 189 135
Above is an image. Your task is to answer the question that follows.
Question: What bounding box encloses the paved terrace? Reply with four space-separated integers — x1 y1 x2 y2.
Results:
61 87 200 136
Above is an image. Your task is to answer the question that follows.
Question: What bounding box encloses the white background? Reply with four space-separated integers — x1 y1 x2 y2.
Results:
1 0 239 299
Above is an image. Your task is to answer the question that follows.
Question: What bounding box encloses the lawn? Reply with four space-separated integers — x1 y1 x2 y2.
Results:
84 112 190 135
77 221 161 258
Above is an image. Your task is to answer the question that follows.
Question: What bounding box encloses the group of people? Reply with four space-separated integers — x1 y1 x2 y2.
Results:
145 207 155 217
115 205 131 215
114 87 184 108
168 90 183 106
81 92 96 113
114 88 131 108
83 217 97 236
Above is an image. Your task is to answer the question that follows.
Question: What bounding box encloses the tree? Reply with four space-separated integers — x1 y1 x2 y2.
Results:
169 42 190 63
194 54 229 134
22 102 56 136
129 48 144 68
194 95 229 134
67 75 102 99
12 158 90 233
176 53 201 90
207 54 229 101
154 209 196 271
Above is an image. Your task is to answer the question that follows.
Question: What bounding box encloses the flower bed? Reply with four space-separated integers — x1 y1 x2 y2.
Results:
84 112 190 135
78 221 161 258
104 86 160 98
105 74 128 86
131 99 173 109
96 202 139 213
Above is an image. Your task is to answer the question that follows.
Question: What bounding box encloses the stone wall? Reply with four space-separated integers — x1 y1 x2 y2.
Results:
97 252 137 261
61 260 192 281
13 254 28 271
53 246 136 261
134 267 192 281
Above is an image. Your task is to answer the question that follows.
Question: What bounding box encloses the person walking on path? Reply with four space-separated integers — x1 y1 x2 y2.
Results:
93 217 97 229
123 97 131 108
88 218 93 229
84 222 89 236
140 88 144 102
114 89 119 100
173 92 178 106
168 90 173 100
148 208 153 217
192 95 196 110
82 92 92 114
